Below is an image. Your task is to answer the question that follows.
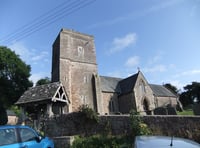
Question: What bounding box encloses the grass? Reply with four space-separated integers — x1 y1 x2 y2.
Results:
177 106 194 115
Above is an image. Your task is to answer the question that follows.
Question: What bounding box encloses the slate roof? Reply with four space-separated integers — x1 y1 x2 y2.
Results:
119 73 139 94
16 82 61 105
99 72 177 98
100 76 122 93
7 110 16 116
150 84 177 97
99 73 139 94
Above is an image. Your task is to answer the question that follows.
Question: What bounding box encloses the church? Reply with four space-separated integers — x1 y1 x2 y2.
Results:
16 28 179 118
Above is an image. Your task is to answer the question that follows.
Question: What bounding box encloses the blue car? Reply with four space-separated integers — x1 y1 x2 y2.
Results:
0 125 54 148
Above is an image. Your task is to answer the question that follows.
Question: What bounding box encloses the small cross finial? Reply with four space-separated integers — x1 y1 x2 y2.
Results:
137 67 140 72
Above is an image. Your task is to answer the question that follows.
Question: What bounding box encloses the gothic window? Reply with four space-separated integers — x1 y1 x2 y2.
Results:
139 80 146 95
77 46 84 57
83 75 88 83
109 98 114 113
80 95 87 104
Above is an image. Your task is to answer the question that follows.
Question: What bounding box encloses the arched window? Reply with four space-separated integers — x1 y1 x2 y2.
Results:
77 46 84 57
109 98 114 113
139 80 146 95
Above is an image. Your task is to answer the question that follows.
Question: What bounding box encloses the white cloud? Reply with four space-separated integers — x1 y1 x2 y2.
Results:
184 70 200 76
108 33 137 54
125 56 140 68
9 42 33 63
143 64 166 73
174 69 200 78
167 80 185 91
148 52 164 65
88 0 181 29
31 51 49 61
8 42 49 64
107 71 123 78
8 42 51 85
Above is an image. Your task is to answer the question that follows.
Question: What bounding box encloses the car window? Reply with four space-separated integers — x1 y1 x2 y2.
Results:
0 128 17 146
19 128 37 142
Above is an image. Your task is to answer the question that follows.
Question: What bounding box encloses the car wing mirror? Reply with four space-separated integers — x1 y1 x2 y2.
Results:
35 136 43 143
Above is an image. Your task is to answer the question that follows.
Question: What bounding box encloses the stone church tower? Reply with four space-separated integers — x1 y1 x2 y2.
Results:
51 29 98 112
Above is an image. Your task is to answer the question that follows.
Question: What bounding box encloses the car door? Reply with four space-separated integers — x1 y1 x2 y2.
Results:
0 128 20 148
18 128 44 148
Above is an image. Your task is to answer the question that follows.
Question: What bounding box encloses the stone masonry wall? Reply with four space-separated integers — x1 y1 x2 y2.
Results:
44 113 200 144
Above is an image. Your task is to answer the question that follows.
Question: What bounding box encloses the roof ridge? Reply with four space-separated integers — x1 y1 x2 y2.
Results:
31 81 60 88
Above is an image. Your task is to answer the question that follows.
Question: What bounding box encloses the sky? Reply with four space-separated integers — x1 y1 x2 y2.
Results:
0 0 200 91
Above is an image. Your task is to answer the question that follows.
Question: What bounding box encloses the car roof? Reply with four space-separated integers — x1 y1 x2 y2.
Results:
135 136 200 148
0 125 31 129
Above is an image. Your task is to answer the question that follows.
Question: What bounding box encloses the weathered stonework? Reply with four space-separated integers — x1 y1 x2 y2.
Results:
51 28 179 115
52 29 98 112
133 72 155 114
101 92 119 114
44 114 200 147
118 92 135 114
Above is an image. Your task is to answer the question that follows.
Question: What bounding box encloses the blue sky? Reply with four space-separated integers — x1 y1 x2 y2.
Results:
0 0 200 91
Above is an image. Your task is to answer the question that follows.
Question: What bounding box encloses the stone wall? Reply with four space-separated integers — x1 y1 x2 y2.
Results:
44 113 200 146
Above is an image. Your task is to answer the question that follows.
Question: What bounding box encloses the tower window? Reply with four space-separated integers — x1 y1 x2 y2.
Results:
77 46 84 57
83 75 89 83
80 95 87 104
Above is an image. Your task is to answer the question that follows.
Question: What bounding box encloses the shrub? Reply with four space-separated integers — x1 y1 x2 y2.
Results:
71 135 131 148
78 104 99 123
130 109 152 136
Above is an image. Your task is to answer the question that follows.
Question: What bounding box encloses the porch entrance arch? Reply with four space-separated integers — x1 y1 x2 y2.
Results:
143 98 151 115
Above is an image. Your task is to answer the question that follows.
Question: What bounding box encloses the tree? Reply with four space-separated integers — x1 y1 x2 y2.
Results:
179 82 200 107
0 103 8 125
179 91 193 107
163 83 179 94
0 46 33 107
184 82 200 102
36 77 51 86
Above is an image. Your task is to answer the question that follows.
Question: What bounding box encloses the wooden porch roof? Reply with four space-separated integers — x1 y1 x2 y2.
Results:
16 82 69 105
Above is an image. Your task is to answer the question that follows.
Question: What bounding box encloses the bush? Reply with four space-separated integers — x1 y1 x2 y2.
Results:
130 110 152 136
71 135 131 148
78 104 99 123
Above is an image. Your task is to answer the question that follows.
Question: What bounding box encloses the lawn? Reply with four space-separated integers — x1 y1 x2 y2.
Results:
177 107 194 115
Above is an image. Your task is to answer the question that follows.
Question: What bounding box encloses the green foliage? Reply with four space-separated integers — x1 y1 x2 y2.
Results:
0 103 8 125
0 46 33 107
102 119 112 136
78 104 99 123
10 105 21 117
164 83 179 94
71 109 152 148
71 135 131 148
129 110 152 136
36 77 51 86
179 82 200 107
